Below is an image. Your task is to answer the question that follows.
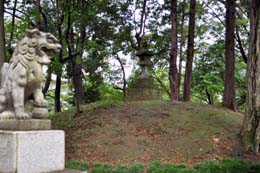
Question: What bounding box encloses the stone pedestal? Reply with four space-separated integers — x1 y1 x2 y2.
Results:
0 119 51 130
126 78 162 101
0 130 65 173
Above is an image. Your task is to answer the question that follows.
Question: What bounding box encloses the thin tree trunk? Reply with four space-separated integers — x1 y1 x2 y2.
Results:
169 0 179 100
8 0 17 56
205 89 213 105
178 0 186 100
0 0 6 70
43 66 52 96
135 0 148 50
235 27 247 63
55 73 61 112
223 0 237 111
54 0 63 112
65 0 83 114
115 53 127 100
35 0 41 29
183 0 196 101
241 0 260 154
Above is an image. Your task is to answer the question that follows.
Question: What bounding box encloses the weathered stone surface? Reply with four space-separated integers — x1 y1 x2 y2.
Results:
32 107 49 119
0 130 65 173
127 78 162 101
0 29 61 120
0 132 17 173
0 119 51 130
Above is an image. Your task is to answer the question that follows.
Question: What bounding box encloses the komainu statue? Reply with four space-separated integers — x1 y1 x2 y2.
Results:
0 29 61 119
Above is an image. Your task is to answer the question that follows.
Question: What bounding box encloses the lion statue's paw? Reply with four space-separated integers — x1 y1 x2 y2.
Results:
16 112 30 119
0 111 15 119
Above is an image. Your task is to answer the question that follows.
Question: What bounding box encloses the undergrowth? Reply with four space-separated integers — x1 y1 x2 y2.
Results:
65 158 260 173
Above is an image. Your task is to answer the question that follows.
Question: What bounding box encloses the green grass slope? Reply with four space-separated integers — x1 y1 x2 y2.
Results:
51 100 244 166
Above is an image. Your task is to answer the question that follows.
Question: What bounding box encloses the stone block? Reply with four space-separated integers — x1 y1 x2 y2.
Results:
0 119 51 130
0 130 65 173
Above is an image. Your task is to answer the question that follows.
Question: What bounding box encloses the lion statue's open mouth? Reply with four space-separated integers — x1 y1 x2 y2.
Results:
37 32 62 65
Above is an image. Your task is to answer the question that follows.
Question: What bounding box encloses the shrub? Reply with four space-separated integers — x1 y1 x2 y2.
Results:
65 160 88 171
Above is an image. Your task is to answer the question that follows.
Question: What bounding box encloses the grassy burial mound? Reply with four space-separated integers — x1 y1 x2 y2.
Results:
51 100 245 166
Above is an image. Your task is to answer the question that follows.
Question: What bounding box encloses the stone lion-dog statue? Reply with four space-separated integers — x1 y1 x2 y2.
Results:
0 29 61 119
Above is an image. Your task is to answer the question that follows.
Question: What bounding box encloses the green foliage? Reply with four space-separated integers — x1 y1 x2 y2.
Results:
128 163 144 173
92 163 114 173
147 159 260 173
148 162 193 173
64 158 260 173
91 163 144 173
65 160 88 171
192 40 225 105
98 83 123 102
65 157 260 173
194 158 260 173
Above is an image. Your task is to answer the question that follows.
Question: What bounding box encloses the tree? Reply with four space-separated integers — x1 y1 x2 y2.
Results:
178 0 187 100
241 0 260 153
169 0 179 100
223 0 237 111
0 0 6 71
183 0 196 101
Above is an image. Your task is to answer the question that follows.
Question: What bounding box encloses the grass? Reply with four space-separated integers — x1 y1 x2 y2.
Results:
65 158 260 173
52 100 245 165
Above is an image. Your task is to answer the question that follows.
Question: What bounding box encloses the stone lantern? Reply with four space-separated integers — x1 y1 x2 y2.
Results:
126 48 162 101
136 49 154 79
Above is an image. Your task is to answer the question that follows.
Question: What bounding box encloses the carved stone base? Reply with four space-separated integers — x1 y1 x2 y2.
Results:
127 78 162 101
0 119 51 130
32 107 49 119
0 130 65 173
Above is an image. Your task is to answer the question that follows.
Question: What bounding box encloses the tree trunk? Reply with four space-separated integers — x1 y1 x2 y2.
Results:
183 0 196 101
135 0 147 50
65 0 84 114
8 0 17 56
0 0 6 70
241 0 260 153
178 0 186 100
72 62 83 114
54 0 63 112
55 74 61 112
42 66 52 96
169 0 179 100
35 0 41 29
115 53 126 101
223 0 237 111
205 89 213 105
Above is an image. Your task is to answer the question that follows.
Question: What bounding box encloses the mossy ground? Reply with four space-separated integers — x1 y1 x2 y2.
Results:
51 100 254 166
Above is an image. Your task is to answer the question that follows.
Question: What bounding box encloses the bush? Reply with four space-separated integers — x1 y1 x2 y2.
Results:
194 158 260 173
147 162 194 173
91 163 144 173
92 163 114 173
65 160 88 171
66 158 260 173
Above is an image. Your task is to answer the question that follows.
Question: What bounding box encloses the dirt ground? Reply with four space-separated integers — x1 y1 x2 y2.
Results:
51 100 259 166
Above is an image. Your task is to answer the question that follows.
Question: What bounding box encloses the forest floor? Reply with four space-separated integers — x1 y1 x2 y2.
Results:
51 100 259 166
